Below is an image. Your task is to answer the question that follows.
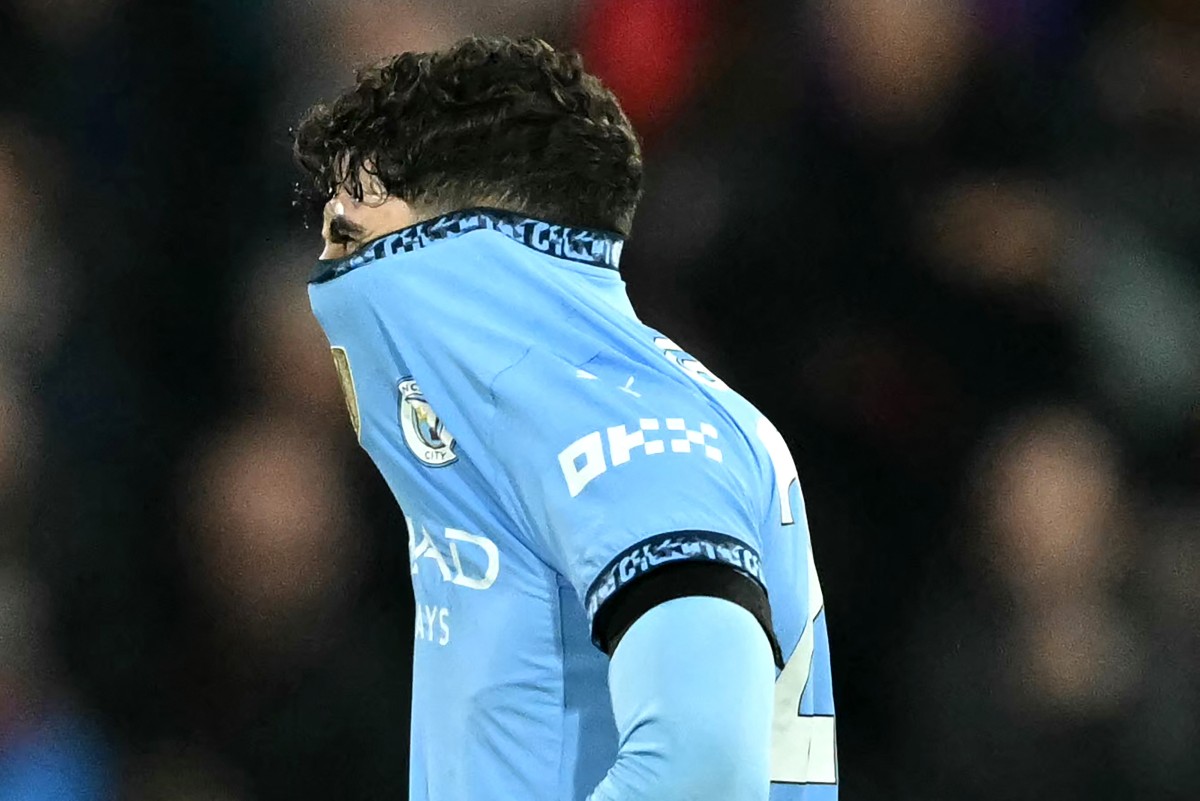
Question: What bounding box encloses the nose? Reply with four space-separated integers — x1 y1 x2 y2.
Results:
320 241 350 261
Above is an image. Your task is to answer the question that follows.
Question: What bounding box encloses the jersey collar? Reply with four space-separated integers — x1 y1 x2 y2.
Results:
308 207 625 284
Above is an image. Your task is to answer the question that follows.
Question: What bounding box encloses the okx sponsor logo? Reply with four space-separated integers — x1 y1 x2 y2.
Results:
557 417 723 497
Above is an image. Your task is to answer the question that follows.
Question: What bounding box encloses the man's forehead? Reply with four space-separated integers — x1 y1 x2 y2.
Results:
332 154 386 194
324 177 388 218
325 182 387 220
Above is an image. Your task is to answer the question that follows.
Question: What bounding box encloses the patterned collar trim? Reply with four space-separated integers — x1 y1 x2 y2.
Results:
308 207 625 284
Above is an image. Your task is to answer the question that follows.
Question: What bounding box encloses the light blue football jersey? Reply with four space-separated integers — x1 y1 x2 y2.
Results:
307 209 837 801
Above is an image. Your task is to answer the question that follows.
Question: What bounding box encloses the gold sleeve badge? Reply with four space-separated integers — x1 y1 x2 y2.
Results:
330 346 361 439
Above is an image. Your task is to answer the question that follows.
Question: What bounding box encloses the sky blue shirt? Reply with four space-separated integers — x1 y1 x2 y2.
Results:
307 209 837 801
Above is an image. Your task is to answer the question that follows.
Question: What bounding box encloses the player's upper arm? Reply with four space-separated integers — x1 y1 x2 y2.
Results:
588 595 775 801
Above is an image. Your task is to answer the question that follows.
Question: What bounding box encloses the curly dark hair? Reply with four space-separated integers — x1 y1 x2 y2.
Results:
293 36 644 236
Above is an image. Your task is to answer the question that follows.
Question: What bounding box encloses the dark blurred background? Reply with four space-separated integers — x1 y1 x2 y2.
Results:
1 0 1198 798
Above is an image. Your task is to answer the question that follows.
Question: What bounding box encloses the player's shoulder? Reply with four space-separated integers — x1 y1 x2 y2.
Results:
491 340 759 472
494 318 761 415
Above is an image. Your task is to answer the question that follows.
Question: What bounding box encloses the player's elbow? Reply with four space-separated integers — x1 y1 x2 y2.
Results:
659 721 771 801
599 704 772 801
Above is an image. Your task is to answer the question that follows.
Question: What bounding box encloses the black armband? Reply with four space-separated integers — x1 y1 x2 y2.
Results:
591 552 785 669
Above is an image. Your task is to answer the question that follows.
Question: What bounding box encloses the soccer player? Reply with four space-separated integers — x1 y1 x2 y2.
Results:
294 36 836 801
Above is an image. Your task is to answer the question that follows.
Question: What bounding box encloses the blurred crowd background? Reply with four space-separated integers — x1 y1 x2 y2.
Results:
1 0 1198 798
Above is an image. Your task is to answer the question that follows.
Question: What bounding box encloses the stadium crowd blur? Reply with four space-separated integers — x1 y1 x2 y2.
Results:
1 0 1198 798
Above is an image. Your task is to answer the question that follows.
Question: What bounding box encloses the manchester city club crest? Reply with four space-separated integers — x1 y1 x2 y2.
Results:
398 378 458 466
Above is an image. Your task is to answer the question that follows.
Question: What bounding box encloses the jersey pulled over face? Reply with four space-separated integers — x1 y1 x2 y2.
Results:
306 209 837 801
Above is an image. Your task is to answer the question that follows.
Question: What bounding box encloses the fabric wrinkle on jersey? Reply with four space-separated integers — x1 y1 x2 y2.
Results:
307 208 837 801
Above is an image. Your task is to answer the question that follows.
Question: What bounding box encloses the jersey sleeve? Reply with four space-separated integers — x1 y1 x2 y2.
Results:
486 344 771 632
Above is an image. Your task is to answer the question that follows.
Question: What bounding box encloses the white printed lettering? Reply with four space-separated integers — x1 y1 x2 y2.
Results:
654 337 730 391
408 518 502 592
607 424 645 466
414 604 453 647
559 431 606 498
557 417 723 497
414 606 427 640
757 416 800 526
446 527 501 590
411 525 452 580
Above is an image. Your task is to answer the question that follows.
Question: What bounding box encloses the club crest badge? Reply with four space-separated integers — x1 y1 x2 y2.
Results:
398 378 458 466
